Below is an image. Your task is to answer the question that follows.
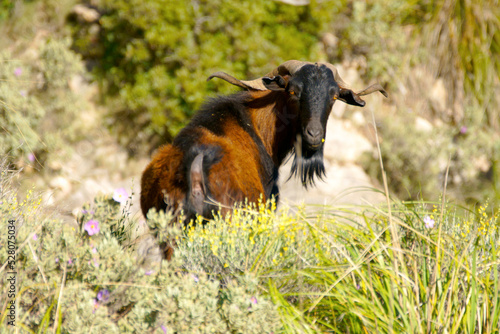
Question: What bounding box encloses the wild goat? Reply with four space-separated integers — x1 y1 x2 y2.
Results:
141 60 387 222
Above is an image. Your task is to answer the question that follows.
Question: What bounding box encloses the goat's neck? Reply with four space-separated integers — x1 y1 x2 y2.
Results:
247 91 297 167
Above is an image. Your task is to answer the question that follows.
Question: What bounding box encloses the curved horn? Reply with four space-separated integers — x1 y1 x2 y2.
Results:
265 60 311 77
355 83 388 97
208 60 388 98
320 62 388 99
207 60 311 91
207 71 268 91
317 62 350 89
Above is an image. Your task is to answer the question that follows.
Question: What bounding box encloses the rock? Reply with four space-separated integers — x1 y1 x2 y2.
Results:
324 119 373 163
279 160 384 206
429 78 447 114
72 4 100 23
322 33 338 49
351 111 366 126
49 176 72 195
415 116 433 132
274 0 310 5
331 101 346 118
473 155 491 173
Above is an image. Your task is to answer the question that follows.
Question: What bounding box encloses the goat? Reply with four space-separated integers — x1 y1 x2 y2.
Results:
141 60 387 223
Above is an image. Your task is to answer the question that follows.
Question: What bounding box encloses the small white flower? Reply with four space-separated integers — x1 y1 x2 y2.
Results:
424 215 435 229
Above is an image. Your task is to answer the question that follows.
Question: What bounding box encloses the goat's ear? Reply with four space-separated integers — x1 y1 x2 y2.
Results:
262 76 287 91
338 88 366 107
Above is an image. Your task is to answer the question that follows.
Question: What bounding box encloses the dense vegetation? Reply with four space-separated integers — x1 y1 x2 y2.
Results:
1 0 500 332
1 160 500 332
1 0 499 203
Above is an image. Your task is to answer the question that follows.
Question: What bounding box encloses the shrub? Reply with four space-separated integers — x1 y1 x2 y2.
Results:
0 38 87 167
0 161 280 333
70 0 343 150
2 156 500 332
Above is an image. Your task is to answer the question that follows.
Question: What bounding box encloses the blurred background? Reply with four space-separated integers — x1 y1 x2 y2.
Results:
1 0 499 217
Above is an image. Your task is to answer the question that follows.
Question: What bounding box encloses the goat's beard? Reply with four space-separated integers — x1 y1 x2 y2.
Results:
289 136 325 188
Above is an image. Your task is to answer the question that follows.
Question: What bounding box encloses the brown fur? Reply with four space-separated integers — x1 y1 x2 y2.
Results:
140 145 185 216
140 113 268 218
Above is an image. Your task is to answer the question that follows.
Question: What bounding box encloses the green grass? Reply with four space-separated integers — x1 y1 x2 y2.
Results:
168 195 500 333
1 154 500 332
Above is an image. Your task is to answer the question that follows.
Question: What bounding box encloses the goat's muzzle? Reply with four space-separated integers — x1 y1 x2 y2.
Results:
303 122 324 149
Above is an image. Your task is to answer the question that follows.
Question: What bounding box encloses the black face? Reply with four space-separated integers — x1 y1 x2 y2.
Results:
286 64 339 187
287 64 339 151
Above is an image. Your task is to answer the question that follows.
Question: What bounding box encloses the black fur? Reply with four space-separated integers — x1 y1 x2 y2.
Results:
290 146 326 188
176 65 339 207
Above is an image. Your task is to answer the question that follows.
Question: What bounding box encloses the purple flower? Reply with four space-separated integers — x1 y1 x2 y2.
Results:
356 284 361 290
161 325 168 334
55 257 59 263
97 289 110 302
92 258 99 268
84 219 100 236
112 188 129 204
14 67 22 77
32 234 38 241
250 296 258 305
424 215 435 229
19 89 27 97
460 126 467 134
92 247 98 254
145 270 154 276
191 274 199 283
68 258 73 265
27 152 35 162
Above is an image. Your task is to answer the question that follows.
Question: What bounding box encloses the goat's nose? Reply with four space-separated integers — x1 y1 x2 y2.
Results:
305 123 324 146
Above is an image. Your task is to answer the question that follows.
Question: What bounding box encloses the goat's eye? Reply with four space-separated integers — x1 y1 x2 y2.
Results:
290 91 295 95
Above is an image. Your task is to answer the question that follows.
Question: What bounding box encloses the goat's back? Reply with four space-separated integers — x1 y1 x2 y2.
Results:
140 92 277 220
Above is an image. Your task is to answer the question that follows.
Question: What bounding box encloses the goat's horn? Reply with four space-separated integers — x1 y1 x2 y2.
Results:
356 83 388 97
266 60 311 77
207 71 268 91
320 62 388 98
317 62 350 89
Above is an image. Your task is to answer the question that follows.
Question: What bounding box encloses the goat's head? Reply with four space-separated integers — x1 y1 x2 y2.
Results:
208 60 388 187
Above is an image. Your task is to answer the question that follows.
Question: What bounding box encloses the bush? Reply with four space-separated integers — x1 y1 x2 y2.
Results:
0 38 87 167
70 0 343 150
0 161 280 333
361 111 499 204
2 157 500 332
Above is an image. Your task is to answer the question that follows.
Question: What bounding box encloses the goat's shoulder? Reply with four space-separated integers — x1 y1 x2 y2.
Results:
173 91 253 143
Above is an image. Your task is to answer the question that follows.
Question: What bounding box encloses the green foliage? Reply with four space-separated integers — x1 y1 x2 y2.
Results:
421 0 500 128
2 156 500 332
70 0 342 148
336 0 419 84
0 38 86 165
161 195 500 332
0 0 14 21
0 161 280 333
171 199 326 288
362 112 498 203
